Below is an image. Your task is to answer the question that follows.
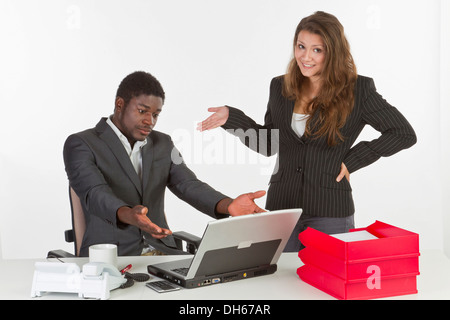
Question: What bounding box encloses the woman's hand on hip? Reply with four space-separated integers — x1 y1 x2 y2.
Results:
336 162 350 182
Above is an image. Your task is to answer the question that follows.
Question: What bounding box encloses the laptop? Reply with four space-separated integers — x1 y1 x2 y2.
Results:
147 208 302 288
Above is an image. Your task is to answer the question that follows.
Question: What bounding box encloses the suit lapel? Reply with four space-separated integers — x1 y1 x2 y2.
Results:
284 98 319 145
141 136 154 202
96 118 143 197
285 99 306 144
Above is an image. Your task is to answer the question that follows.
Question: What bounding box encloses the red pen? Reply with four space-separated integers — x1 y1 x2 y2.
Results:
120 264 132 274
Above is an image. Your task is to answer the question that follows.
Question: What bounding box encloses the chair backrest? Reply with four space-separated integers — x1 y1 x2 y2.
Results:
69 187 86 256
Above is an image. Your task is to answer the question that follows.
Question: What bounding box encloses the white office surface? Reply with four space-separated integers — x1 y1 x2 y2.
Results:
0 251 449 300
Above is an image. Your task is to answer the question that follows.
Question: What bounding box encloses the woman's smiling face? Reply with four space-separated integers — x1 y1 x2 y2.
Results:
295 30 326 82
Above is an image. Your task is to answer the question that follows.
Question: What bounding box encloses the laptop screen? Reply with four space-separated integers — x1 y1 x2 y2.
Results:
195 239 281 277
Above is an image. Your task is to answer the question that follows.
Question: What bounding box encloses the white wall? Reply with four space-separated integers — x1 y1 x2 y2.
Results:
440 0 450 258
0 0 445 259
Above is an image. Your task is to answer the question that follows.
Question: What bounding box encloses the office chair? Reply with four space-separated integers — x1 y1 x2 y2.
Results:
47 187 202 258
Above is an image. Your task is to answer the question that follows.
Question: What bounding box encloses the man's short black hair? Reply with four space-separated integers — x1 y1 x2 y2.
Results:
116 71 165 105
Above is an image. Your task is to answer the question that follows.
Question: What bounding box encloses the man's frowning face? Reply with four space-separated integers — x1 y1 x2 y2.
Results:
113 94 163 147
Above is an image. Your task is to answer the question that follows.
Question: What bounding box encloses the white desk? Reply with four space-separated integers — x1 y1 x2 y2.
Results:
1 250 450 300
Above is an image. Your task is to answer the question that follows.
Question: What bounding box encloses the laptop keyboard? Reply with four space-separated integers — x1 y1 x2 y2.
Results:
171 267 189 276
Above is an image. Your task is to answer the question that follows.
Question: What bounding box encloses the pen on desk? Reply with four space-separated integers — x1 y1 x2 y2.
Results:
120 264 132 274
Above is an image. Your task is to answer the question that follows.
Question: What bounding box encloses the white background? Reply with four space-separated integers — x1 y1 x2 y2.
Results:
0 0 449 259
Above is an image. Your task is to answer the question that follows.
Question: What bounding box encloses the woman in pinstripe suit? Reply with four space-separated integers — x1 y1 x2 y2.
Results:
198 11 417 251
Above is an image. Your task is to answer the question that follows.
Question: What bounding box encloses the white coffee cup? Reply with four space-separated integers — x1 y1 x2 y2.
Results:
89 244 118 267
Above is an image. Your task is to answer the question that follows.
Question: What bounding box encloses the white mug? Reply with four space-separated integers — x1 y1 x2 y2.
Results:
89 244 118 268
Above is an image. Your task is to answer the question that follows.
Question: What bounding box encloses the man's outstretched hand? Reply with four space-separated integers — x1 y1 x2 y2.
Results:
227 190 266 216
117 205 172 239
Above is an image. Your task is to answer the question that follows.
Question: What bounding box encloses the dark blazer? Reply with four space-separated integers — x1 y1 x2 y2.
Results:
222 75 417 218
63 118 228 256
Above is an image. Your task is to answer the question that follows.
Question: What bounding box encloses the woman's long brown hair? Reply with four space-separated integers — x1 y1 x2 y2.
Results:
283 11 358 146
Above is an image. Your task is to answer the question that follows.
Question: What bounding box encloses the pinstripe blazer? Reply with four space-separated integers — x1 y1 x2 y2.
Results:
222 75 417 218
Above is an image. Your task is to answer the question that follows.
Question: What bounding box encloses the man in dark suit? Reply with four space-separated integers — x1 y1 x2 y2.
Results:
63 71 265 256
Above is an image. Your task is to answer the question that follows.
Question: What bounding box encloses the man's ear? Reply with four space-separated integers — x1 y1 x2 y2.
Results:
115 97 125 113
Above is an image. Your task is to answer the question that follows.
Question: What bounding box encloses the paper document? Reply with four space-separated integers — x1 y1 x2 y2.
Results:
330 230 378 242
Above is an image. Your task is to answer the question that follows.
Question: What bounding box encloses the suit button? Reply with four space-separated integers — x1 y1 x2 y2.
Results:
296 167 302 173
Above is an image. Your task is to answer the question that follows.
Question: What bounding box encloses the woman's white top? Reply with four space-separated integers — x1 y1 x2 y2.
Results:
291 113 309 137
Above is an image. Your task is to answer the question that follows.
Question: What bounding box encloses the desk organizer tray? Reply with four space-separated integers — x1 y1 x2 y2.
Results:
298 246 419 281
298 221 419 261
297 263 419 300
296 220 420 300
